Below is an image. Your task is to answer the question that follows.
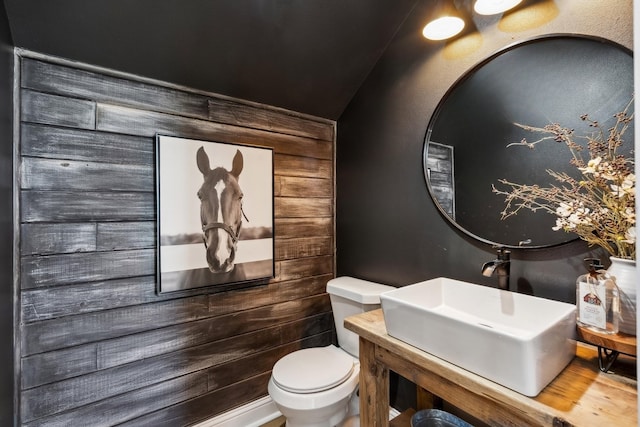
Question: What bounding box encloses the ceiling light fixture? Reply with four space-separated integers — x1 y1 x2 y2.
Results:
422 16 465 40
473 0 523 15
422 1 465 41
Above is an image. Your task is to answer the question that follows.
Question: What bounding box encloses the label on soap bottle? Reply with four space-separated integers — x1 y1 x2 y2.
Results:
578 281 606 330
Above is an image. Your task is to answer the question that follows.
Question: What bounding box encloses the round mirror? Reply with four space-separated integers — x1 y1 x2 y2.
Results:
424 35 634 248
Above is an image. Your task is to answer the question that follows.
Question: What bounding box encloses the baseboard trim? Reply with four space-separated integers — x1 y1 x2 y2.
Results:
193 396 401 427
389 407 401 419
192 396 280 427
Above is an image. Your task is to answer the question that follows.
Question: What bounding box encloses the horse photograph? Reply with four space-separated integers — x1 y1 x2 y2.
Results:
156 135 274 293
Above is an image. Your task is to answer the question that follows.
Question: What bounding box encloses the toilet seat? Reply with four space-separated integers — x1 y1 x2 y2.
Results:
272 345 355 393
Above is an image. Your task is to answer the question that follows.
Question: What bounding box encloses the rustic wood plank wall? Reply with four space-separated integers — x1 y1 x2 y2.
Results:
17 53 336 426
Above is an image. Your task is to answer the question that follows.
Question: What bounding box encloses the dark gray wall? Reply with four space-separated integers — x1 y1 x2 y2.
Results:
336 3 632 411
0 0 14 424
336 1 630 302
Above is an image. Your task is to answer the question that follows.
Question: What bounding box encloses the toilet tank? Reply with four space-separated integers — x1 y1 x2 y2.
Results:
327 277 395 357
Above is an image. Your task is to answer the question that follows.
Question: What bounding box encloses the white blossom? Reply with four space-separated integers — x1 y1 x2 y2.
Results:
555 202 573 217
624 226 636 244
579 156 601 174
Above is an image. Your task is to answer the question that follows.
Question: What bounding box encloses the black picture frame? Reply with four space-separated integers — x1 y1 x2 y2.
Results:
156 135 274 294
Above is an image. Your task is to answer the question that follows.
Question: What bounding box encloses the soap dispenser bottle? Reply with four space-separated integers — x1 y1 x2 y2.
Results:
576 258 620 334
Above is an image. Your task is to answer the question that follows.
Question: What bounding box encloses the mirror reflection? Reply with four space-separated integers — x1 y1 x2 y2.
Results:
424 35 634 248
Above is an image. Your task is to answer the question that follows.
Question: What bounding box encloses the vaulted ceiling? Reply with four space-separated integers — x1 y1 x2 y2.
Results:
4 0 420 119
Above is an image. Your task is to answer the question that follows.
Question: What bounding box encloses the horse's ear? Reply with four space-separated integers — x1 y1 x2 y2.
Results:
196 147 210 175
231 150 243 178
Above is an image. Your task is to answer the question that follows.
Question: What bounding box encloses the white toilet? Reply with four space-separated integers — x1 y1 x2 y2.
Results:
268 276 395 427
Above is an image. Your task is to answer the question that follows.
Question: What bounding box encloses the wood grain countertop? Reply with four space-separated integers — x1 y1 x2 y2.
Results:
345 309 637 427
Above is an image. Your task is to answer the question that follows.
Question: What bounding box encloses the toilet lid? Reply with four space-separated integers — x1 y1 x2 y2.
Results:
272 346 355 394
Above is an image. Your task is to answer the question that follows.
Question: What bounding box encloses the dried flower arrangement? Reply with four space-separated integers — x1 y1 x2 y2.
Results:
492 100 636 260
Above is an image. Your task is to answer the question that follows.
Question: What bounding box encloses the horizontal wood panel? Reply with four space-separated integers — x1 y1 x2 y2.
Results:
96 104 333 160
96 222 156 251
207 274 330 315
124 333 331 427
22 59 333 143
21 344 98 391
274 217 333 239
21 276 158 323
23 371 209 427
121 372 272 427
208 98 333 141
23 314 330 393
275 197 333 218
21 249 155 289
22 316 328 421
21 190 155 222
24 267 332 355
22 58 211 120
20 223 97 256
22 296 209 356
21 89 96 129
97 295 331 369
22 273 330 324
21 157 154 191
276 256 334 282
274 153 332 178
21 220 154 256
275 236 333 260
21 124 154 165
22 283 331 388
275 175 332 198
22 372 207 426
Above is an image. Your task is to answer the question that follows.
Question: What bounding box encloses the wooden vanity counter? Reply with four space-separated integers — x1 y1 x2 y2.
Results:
345 309 637 427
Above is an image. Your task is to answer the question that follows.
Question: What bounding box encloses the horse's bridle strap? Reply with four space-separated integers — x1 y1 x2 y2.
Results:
202 222 239 244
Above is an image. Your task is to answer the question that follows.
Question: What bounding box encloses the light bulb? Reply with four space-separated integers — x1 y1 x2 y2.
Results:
474 0 523 15
422 16 465 41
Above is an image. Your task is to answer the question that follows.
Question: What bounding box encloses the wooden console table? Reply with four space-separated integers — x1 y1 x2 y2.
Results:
345 309 637 427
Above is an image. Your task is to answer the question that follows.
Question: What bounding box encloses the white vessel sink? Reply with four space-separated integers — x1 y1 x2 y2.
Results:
380 277 576 396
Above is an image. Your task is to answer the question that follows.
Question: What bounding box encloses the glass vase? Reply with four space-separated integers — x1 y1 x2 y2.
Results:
607 257 637 336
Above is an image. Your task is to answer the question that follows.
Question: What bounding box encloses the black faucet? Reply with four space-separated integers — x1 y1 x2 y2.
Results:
481 247 511 290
